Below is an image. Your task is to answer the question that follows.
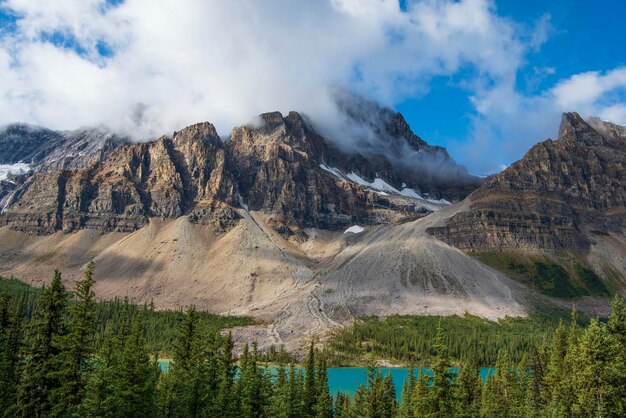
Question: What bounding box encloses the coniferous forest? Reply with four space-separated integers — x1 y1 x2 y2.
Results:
1 266 625 417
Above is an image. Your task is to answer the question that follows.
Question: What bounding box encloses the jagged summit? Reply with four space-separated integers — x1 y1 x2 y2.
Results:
0 105 477 235
428 112 626 252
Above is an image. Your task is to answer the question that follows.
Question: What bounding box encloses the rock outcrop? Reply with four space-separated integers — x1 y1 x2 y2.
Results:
1 122 240 233
427 113 626 251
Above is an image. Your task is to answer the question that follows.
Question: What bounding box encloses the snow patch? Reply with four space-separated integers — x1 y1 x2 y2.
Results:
319 164 451 209
238 194 249 211
0 162 30 181
319 164 346 179
399 188 422 199
344 225 364 234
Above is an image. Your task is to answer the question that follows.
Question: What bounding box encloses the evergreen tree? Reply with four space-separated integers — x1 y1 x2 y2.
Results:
168 305 201 417
314 355 333 418
81 323 119 417
481 351 525 418
215 331 239 418
238 343 266 418
353 384 368 418
15 271 67 418
334 392 346 418
428 324 455 418
303 341 317 417
114 312 159 418
411 372 430 416
570 318 624 418
399 368 417 418
606 295 626 417
50 261 97 417
288 364 303 418
381 373 397 418
454 352 482 418
270 361 290 418
0 291 25 413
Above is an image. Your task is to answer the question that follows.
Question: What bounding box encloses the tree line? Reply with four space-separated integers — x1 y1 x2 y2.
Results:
328 313 575 366
0 265 625 417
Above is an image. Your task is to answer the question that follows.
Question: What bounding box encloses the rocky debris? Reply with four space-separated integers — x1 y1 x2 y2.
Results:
427 112 626 252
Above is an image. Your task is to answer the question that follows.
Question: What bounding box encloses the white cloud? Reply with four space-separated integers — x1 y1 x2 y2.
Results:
0 0 526 138
455 66 626 174
0 0 624 175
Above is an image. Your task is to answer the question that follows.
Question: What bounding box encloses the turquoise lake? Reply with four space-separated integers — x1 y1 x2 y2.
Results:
158 361 494 398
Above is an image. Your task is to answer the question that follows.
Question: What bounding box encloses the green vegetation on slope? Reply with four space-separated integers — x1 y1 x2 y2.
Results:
475 251 611 298
327 313 580 366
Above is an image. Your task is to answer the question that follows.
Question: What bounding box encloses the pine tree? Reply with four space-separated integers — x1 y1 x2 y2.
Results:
0 291 25 413
50 260 97 417
334 392 346 418
15 270 67 417
115 312 159 417
381 373 397 418
215 331 239 418
569 317 626 418
81 323 119 417
238 343 266 418
288 364 303 418
543 319 567 407
428 323 455 418
399 368 417 418
353 384 368 417
303 341 317 417
314 355 333 418
454 352 481 418
411 372 430 416
607 295 626 416
270 361 290 418
171 305 202 417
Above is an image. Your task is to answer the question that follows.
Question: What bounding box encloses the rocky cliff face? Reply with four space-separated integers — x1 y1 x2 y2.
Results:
226 111 437 233
427 113 626 251
1 107 479 235
1 123 240 233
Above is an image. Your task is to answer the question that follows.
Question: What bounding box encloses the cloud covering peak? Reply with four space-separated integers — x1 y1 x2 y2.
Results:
0 0 625 174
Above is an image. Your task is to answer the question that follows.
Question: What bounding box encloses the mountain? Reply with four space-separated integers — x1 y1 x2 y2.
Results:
0 123 130 172
0 109 623 353
0 106 481 236
427 113 625 297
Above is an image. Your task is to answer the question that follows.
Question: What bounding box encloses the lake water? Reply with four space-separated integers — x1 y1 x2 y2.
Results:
327 367 494 398
158 361 494 398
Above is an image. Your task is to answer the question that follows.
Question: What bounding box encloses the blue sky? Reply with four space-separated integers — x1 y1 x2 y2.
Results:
0 0 625 174
397 0 626 170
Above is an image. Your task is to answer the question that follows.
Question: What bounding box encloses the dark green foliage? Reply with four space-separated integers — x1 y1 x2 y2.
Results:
15 270 67 417
328 313 569 366
574 264 610 296
0 289 24 413
475 252 612 298
50 261 97 417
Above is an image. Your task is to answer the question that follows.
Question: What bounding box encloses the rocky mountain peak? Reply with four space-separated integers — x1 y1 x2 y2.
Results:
428 111 626 252
0 101 482 235
172 121 220 144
